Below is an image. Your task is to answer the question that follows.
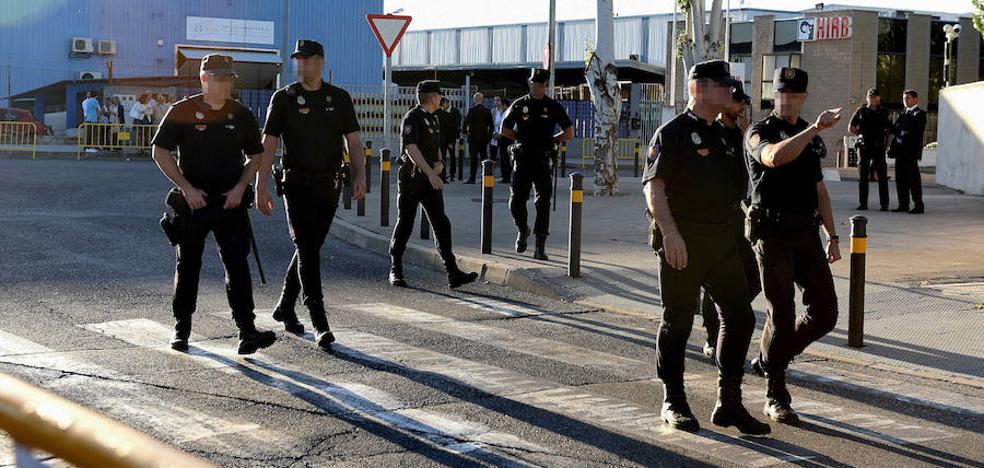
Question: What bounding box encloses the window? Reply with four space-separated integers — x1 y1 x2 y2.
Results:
876 18 907 108
729 22 753 55
731 54 753 100
774 20 802 53
760 53 801 109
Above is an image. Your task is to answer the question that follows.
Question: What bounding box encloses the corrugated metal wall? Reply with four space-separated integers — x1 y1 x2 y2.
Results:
430 30 457 65
0 0 381 105
614 18 643 59
492 25 523 63
525 24 548 63
561 21 593 62
459 28 489 64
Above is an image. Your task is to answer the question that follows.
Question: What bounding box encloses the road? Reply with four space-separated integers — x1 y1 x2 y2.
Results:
0 158 981 467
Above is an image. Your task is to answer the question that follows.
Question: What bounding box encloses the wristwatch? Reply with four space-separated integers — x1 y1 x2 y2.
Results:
828 235 840 242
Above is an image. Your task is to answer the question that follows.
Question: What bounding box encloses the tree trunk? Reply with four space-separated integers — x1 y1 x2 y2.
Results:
587 0 620 195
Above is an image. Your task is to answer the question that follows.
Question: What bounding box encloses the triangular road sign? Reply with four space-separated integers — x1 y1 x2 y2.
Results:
366 14 412 57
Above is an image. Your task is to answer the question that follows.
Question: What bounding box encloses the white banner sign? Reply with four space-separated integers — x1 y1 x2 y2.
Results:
186 16 275 45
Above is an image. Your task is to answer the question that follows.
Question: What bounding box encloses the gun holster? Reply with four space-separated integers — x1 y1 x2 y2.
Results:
160 212 179 246
645 209 663 255
340 163 352 188
744 202 768 242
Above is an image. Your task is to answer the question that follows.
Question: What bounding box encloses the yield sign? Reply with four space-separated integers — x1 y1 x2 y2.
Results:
366 14 412 57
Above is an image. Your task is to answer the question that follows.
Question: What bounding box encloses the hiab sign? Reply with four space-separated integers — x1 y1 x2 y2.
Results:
797 16 853 41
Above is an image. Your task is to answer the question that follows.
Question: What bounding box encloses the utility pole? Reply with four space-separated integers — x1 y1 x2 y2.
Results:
547 0 557 97
7 56 12 107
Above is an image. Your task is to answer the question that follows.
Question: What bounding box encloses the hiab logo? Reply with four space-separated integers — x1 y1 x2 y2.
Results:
798 16 852 42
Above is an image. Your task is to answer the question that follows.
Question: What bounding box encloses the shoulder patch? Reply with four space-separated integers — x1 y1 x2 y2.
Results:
403 125 413 135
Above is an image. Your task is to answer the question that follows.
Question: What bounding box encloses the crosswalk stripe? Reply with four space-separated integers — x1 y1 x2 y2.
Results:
0 330 283 455
359 301 957 446
331 329 815 466
81 318 552 465
345 303 651 379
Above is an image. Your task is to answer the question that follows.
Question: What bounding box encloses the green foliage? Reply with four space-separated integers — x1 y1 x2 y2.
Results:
973 0 984 39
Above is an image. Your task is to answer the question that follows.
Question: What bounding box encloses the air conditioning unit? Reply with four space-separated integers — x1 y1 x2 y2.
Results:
71 37 94 55
79 71 102 80
97 40 116 55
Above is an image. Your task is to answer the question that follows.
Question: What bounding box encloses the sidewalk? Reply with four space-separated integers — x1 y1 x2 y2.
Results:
333 164 984 388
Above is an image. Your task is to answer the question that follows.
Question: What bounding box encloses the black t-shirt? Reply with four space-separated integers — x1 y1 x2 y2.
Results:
401 105 442 165
501 94 573 154
263 81 360 174
641 110 745 227
849 105 889 148
152 94 263 196
745 112 825 215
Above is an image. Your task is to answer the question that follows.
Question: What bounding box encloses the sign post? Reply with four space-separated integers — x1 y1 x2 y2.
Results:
366 13 412 152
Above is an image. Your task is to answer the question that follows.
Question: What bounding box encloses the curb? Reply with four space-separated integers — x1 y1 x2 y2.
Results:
331 216 984 390
330 217 562 299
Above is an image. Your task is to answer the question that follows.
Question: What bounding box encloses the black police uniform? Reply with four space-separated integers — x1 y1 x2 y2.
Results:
152 57 274 355
849 92 891 210
745 68 838 424
463 102 493 183
888 103 927 213
700 112 761 353
262 41 361 343
501 69 572 259
435 105 455 182
388 81 477 288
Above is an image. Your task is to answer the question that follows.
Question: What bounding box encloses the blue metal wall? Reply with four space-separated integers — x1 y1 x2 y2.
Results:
0 0 383 105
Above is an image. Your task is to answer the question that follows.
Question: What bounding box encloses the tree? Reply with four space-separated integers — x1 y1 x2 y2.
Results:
676 0 727 73
585 0 621 195
973 0 984 39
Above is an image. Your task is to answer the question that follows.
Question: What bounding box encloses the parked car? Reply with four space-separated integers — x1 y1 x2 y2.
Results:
0 108 50 139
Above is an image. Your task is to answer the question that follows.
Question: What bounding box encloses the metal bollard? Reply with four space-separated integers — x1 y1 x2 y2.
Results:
380 148 390 227
420 206 430 239
848 215 867 348
458 138 465 181
633 140 641 177
568 173 583 278
560 142 567 177
364 141 372 194
481 159 495 254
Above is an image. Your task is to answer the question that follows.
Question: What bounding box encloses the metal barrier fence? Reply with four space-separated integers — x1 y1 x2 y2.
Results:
344 84 467 149
77 123 157 159
0 372 215 467
0 121 38 159
571 137 645 169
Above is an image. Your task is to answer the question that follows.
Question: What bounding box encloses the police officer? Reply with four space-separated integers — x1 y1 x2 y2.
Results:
388 81 479 289
151 54 277 354
888 89 927 214
745 67 842 426
500 68 574 260
436 97 455 182
849 88 891 211
643 60 769 435
699 84 760 360
255 40 365 350
462 92 493 184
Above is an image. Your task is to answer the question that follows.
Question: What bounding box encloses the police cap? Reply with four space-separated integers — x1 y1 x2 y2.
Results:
529 68 550 84
291 39 324 58
688 60 739 87
773 67 809 93
200 54 237 77
416 80 445 95
732 83 751 104
866 88 879 97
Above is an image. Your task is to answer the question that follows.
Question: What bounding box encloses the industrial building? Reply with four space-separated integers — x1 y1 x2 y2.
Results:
0 0 383 131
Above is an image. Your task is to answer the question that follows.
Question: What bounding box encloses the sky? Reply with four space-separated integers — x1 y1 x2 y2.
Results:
383 0 974 30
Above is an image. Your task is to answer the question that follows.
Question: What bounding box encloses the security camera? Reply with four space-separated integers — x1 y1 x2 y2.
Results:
953 24 961 33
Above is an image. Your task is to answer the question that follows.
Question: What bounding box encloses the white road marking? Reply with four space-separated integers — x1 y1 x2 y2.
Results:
345 303 651 379
82 318 552 465
332 329 815 467
0 330 280 454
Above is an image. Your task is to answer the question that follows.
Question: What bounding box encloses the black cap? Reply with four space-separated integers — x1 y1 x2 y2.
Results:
773 67 808 93
688 60 740 87
867 88 880 97
200 54 237 77
291 39 324 58
529 68 550 84
416 80 445 95
732 83 751 104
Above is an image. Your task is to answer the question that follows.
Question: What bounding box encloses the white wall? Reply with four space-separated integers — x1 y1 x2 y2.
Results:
936 82 984 195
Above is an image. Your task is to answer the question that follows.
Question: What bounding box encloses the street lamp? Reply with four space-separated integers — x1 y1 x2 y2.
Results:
942 23 960 88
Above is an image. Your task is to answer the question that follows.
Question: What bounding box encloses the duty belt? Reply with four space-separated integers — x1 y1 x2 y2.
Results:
761 208 820 227
283 168 339 186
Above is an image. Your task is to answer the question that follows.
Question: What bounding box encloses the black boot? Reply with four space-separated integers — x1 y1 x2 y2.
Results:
764 374 800 426
660 384 700 432
532 235 548 260
272 304 305 335
749 354 769 378
307 301 335 351
170 317 191 351
711 377 771 435
515 226 530 253
237 322 277 355
448 269 479 289
389 257 407 287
